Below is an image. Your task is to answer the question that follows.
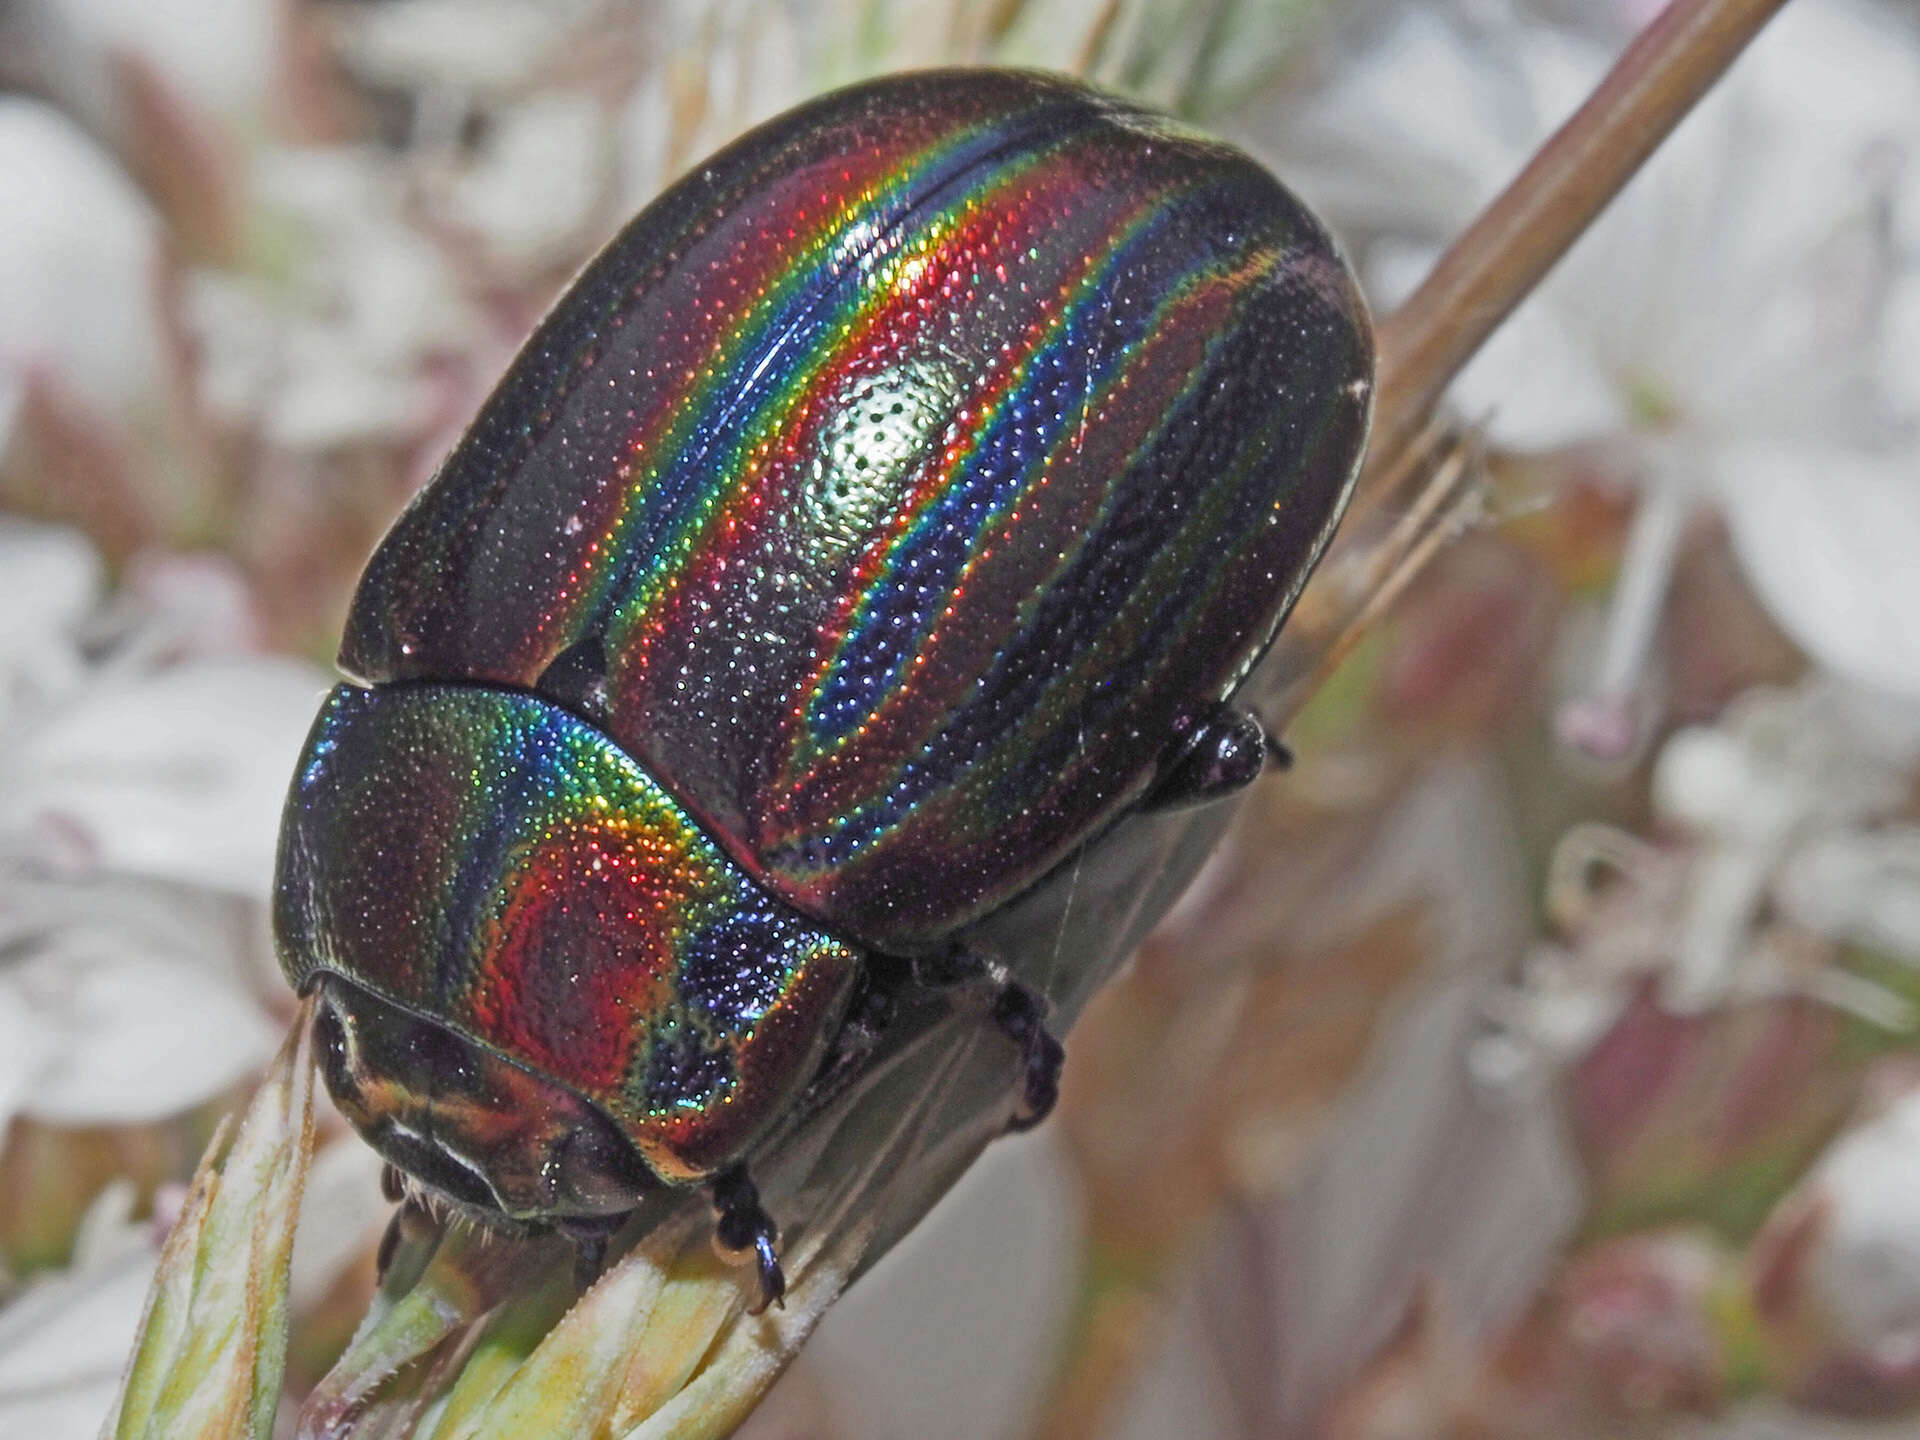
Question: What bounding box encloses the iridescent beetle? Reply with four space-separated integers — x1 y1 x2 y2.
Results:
274 68 1373 1310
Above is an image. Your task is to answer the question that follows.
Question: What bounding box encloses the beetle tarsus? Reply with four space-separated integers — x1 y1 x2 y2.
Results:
1265 733 1295 770
992 983 1066 1131
712 1165 786 1313
1144 704 1273 811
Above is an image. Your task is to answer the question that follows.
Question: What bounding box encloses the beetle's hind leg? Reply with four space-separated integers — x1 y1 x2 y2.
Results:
1144 703 1286 811
711 1164 785 1314
992 981 1067 1131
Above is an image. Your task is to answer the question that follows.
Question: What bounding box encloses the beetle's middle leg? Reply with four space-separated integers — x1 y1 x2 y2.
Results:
909 950 1066 1132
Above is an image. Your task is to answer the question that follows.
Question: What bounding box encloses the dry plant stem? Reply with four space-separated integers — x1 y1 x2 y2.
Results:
1360 0 1794 511
1285 430 1480 719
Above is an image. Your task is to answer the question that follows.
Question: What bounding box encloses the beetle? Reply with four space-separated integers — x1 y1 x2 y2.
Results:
273 67 1373 1311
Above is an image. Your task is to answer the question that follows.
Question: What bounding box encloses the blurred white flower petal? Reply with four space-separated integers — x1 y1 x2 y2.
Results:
0 1245 158 1440
0 656 330 897
58 0 277 117
0 97 160 438
1718 443 1920 705
1801 1089 1920 1359
1 919 276 1126
110 551 268 660
286 1138 388 1314
0 524 297 1132
797 1130 1082 1440
1269 0 1920 759
1271 7 1608 246
265 331 432 450
444 92 605 270
1778 829 1920 963
336 0 586 94
0 519 102 723
0 986 54 1133
1442 281 1632 449
1379 0 1920 455
1885 266 1920 416
204 143 479 450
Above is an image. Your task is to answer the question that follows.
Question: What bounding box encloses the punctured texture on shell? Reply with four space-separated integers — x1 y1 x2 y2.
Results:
275 683 860 1182
340 68 1374 951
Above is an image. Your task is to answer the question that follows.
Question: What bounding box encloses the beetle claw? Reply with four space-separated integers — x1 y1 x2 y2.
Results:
992 983 1066 1131
750 1230 787 1314
711 1165 786 1313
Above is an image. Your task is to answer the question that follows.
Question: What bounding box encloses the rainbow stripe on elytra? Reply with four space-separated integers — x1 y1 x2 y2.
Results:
275 683 858 1181
344 70 1373 950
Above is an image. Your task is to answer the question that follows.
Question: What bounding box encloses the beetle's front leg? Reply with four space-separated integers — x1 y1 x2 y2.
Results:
711 1164 785 1314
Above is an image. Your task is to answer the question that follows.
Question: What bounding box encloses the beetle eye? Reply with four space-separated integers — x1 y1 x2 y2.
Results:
313 999 354 1096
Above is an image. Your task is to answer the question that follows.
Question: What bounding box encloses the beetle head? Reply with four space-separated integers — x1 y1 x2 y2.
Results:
310 974 659 1223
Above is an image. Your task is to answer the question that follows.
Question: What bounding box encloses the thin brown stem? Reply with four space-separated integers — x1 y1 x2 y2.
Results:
1361 0 1793 507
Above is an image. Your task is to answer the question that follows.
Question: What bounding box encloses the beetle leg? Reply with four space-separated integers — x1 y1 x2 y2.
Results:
1144 704 1274 811
906 950 1067 1131
806 969 898 1106
375 1208 405 1282
992 982 1066 1132
711 1164 786 1314
375 1191 434 1284
559 1213 628 1291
